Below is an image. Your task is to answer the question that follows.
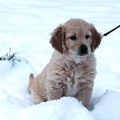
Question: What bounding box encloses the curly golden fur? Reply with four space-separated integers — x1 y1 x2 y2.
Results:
28 18 102 108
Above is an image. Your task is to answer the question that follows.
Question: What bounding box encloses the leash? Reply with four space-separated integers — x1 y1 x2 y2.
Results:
103 25 120 37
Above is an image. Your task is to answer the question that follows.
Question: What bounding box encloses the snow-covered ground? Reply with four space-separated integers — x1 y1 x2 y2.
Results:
0 0 120 120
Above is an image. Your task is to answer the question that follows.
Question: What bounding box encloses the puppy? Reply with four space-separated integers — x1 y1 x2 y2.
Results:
28 18 102 108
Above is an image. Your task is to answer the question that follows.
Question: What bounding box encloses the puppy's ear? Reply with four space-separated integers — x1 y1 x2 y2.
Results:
50 25 67 54
91 25 102 52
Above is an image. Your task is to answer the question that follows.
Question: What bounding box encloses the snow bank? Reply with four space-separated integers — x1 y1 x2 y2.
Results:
1 97 94 120
1 90 120 120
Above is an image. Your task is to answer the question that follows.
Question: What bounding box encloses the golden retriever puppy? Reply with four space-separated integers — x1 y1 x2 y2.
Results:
28 18 102 108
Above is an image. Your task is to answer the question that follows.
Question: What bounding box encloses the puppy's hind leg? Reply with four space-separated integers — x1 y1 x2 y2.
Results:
28 73 34 94
31 91 45 104
28 73 45 104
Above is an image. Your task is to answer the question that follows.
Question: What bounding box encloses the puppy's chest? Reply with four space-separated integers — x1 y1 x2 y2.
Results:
62 63 85 96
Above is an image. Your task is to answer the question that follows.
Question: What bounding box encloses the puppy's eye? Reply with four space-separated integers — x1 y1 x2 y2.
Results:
85 35 89 39
70 35 77 40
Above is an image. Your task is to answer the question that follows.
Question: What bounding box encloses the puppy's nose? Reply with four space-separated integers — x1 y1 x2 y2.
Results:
79 44 88 56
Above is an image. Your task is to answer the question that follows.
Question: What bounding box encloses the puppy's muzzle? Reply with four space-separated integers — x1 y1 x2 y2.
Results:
78 44 88 56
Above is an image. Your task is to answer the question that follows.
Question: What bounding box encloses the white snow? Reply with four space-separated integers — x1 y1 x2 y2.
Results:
0 0 120 120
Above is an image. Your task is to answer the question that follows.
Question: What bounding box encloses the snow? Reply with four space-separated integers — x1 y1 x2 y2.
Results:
0 0 120 120
91 91 120 120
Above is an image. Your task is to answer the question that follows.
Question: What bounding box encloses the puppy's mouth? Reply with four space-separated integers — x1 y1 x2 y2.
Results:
77 44 89 56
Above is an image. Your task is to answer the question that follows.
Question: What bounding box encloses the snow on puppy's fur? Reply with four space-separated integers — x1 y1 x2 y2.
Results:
28 18 102 108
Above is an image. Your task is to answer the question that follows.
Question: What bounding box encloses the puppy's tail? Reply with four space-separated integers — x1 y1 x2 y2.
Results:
28 73 34 94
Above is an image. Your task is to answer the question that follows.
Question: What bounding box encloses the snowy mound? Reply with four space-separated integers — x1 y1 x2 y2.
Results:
0 0 120 120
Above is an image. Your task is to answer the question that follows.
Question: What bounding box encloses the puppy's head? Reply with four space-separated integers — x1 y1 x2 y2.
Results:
50 19 102 58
